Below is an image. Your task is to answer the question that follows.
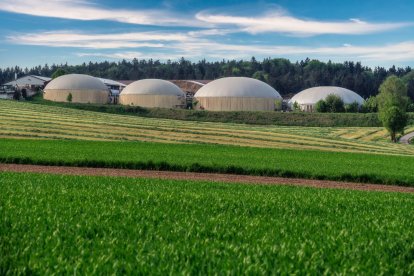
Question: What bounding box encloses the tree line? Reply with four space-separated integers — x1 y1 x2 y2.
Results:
1 57 414 99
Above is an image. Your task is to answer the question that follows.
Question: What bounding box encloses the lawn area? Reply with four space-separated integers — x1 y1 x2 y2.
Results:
1 100 414 155
1 172 413 274
1 139 414 186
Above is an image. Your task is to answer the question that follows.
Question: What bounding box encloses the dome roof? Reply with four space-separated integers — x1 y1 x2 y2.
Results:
289 86 364 105
45 74 108 91
194 77 281 99
121 79 185 96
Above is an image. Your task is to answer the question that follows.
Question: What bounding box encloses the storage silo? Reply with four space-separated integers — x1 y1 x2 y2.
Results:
193 77 282 111
119 79 186 108
44 74 109 104
289 86 364 112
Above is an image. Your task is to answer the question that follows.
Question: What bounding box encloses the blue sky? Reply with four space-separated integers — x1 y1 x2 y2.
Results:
0 0 414 68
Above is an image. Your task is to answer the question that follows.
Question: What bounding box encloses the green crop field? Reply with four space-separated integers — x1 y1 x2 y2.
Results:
2 139 414 185
1 172 414 274
1 100 414 155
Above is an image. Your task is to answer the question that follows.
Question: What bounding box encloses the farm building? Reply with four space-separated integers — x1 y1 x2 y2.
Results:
193 77 282 111
97 78 126 94
289 86 364 112
0 84 15 99
97 78 126 104
44 74 109 104
4 75 51 90
3 75 51 99
169 80 210 106
119 79 186 108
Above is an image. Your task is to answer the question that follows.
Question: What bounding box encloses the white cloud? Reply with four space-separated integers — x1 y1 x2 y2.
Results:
6 31 192 49
196 10 411 36
0 0 410 37
0 0 203 27
76 51 190 60
176 41 414 62
8 27 414 63
74 40 414 64
7 28 414 63
187 29 235 37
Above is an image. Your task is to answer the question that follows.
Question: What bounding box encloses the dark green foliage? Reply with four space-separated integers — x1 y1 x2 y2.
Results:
252 70 267 81
66 93 72 103
1 139 414 186
378 76 409 111
0 58 412 99
380 106 408 142
345 101 360 113
362 96 378 113
292 101 300 111
315 95 347 113
274 99 282 110
12 90 21 100
1 173 414 274
402 70 414 100
325 94 345 112
407 102 414 112
51 68 67 79
21 89 27 99
315 100 328 112
378 76 409 142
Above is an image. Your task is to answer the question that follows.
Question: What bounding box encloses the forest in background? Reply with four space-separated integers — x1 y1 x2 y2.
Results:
1 57 414 99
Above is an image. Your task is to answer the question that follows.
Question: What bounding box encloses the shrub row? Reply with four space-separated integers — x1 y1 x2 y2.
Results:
27 98 397 127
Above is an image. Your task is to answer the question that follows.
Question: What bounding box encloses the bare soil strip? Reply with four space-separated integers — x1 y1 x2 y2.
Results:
1 164 414 194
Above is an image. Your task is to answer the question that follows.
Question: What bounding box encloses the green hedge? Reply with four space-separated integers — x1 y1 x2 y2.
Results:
27 97 414 127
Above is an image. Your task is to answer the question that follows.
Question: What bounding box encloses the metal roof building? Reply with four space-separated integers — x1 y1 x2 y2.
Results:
97 78 126 96
5 75 51 87
194 77 282 111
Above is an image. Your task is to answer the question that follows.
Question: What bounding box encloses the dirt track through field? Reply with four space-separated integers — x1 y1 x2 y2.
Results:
1 164 414 194
400 131 414 144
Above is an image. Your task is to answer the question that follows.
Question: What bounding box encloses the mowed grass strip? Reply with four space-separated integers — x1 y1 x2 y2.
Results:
0 120 400 155
1 139 414 186
17 99 409 143
1 100 413 155
1 172 414 274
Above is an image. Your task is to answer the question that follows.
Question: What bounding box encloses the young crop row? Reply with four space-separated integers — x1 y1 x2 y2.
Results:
1 139 414 186
1 100 412 156
1 172 413 274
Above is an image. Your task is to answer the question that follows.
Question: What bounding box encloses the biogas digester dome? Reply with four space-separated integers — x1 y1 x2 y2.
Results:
119 79 186 108
194 77 282 111
289 86 364 112
44 74 109 104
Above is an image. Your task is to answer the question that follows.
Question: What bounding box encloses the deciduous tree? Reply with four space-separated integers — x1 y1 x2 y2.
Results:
377 76 408 142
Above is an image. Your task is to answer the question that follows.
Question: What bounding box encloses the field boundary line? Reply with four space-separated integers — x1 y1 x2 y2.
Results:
1 164 414 194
